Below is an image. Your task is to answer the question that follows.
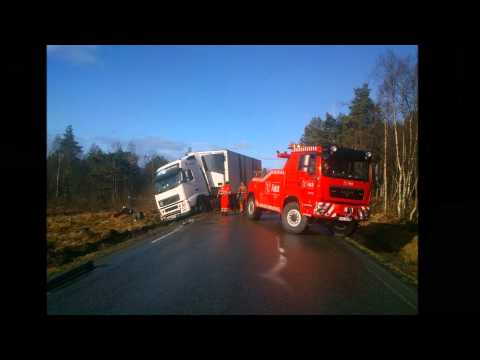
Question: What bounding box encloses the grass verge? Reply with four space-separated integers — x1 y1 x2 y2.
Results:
343 236 417 287
47 209 176 279
348 212 418 286
46 221 182 280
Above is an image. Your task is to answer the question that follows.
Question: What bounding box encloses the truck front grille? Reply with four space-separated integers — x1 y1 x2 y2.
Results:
329 186 364 200
158 194 180 208
164 204 180 213
165 210 181 218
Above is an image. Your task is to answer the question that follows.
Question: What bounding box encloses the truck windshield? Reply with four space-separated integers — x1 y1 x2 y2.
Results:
154 167 182 194
322 156 369 182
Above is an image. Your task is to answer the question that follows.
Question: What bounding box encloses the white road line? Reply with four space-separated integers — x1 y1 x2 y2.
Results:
261 236 291 292
276 236 281 251
261 254 291 292
151 225 183 244
265 254 287 277
363 265 417 311
276 235 285 254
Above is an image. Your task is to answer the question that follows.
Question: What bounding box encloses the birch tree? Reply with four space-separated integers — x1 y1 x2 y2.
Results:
376 50 418 221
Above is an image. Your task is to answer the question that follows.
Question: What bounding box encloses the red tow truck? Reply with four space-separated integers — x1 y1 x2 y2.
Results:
246 144 374 236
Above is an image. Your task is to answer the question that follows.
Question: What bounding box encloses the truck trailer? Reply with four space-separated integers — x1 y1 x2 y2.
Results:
246 143 374 236
154 150 262 221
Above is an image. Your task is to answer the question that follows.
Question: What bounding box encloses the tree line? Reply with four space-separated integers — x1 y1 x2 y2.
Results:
47 126 169 213
300 50 418 222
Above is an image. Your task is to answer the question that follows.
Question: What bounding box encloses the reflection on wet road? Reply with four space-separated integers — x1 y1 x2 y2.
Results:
48 212 417 314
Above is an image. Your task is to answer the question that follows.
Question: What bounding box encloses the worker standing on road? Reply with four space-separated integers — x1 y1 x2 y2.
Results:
218 181 232 215
237 181 248 214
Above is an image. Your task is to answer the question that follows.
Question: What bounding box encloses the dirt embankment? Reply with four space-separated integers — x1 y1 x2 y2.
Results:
354 212 418 281
47 209 164 274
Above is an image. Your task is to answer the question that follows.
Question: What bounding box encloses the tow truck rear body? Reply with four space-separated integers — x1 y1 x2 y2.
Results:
246 144 374 236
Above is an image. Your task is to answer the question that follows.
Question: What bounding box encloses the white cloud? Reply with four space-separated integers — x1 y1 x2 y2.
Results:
47 45 100 64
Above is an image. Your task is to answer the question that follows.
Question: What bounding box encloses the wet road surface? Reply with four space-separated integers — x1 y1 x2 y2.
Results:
47 212 417 314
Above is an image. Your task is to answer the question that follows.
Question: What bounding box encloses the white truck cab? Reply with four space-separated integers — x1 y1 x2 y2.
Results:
154 155 208 220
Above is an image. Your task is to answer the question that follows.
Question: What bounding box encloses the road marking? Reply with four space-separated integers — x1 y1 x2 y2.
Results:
275 235 285 254
151 225 183 244
261 235 291 292
261 254 291 292
363 265 417 311
264 254 287 277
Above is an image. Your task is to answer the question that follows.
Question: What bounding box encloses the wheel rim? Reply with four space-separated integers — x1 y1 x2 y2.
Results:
287 209 301 227
248 200 255 214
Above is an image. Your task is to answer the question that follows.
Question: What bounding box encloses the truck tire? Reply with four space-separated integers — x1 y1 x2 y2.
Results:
246 195 262 220
330 220 357 237
197 196 210 213
281 202 308 234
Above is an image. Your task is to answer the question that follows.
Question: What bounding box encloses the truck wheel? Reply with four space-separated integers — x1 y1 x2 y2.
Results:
281 202 308 234
197 196 209 213
246 195 261 220
330 220 357 237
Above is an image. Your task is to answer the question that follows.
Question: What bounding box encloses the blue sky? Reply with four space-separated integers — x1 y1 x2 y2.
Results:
47 45 417 168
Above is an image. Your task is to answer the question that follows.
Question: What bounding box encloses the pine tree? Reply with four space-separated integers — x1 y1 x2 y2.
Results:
349 84 376 128
340 84 377 150
60 125 83 161
324 113 337 143
85 143 110 207
58 125 83 203
300 115 337 146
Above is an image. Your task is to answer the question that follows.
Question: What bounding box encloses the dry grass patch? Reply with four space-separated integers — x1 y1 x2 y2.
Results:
353 213 418 281
399 235 418 264
47 210 164 269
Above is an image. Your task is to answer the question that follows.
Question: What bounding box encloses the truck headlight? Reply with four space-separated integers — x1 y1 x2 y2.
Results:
330 145 338 152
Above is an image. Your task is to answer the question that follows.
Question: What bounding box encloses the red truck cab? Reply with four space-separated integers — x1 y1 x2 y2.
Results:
246 144 374 236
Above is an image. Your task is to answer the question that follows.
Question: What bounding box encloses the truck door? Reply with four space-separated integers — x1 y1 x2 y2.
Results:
181 157 199 201
296 153 318 213
189 160 208 195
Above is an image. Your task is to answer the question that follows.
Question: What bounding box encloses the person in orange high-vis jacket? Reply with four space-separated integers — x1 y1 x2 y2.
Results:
237 182 248 214
218 181 232 215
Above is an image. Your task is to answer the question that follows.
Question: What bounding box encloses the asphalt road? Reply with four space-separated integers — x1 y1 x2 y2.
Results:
47 211 418 315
